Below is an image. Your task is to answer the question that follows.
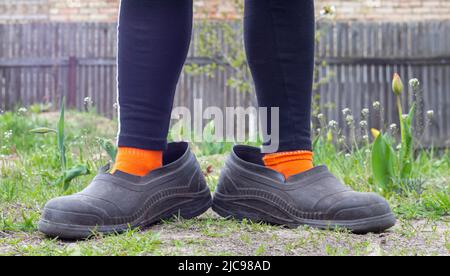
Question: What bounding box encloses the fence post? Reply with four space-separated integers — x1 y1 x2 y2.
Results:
67 56 77 108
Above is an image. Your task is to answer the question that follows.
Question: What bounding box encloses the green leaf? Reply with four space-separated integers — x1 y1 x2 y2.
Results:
57 99 66 171
400 103 415 179
63 165 90 191
29 127 57 134
98 137 117 162
372 134 397 192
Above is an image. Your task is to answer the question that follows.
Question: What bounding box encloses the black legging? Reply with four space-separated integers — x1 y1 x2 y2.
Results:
117 0 315 152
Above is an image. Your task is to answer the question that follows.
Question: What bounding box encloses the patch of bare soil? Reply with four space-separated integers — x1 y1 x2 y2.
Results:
151 213 449 256
2 212 447 256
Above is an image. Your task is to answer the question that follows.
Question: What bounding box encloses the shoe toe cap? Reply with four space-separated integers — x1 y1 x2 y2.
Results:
329 192 392 221
41 195 105 226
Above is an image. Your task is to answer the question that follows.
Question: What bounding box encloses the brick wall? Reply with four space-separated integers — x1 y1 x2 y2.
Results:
0 0 449 23
0 0 120 22
48 0 119 22
317 0 450 21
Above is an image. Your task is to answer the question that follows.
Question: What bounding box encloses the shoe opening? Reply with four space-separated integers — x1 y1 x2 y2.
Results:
163 142 189 165
233 145 265 166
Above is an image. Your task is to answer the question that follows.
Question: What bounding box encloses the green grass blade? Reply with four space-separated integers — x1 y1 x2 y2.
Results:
57 99 66 171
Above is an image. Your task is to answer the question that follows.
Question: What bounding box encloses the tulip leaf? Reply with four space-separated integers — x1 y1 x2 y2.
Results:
30 127 57 134
62 165 90 191
372 134 397 191
400 104 415 179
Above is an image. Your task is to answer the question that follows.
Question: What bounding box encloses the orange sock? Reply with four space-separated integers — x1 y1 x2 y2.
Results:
263 150 314 180
111 147 163 177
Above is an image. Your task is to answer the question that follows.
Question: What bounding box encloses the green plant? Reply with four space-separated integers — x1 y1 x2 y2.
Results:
197 120 235 156
30 99 90 190
185 16 253 94
371 132 397 192
186 1 334 99
168 120 235 157
0 110 51 155
97 137 117 162
370 74 419 193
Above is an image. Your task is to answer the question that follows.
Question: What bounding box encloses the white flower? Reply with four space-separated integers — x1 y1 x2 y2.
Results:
362 135 369 140
328 120 338 129
361 108 369 117
402 114 408 120
345 115 354 125
317 113 324 120
84 97 93 105
426 110 434 119
17 107 27 114
4 130 12 139
372 101 381 110
359 120 368 128
342 108 351 116
389 124 398 133
345 153 351 158
409 78 420 89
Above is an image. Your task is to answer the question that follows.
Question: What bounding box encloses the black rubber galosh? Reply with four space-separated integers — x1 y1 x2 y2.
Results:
39 142 212 240
213 145 396 234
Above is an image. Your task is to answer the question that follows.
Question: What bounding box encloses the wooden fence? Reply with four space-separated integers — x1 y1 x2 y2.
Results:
0 21 449 147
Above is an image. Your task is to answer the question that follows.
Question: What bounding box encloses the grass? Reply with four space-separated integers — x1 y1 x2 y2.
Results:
0 108 448 256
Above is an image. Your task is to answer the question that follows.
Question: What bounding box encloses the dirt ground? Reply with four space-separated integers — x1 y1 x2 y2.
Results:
0 211 448 256
147 214 450 256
